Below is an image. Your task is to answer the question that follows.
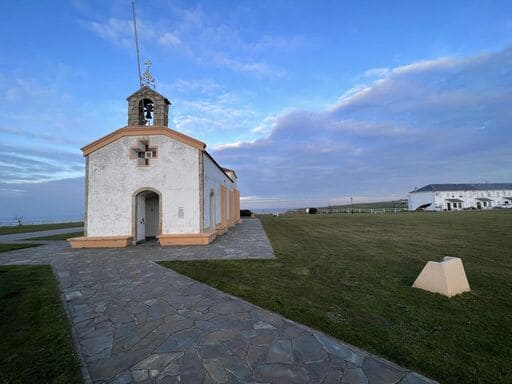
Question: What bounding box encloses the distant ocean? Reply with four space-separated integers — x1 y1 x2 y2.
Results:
0 214 84 226
0 208 289 226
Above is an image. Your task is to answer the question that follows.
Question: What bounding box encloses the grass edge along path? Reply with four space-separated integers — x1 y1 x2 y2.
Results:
160 211 512 384
31 231 84 241
0 243 41 253
0 265 83 383
0 222 83 235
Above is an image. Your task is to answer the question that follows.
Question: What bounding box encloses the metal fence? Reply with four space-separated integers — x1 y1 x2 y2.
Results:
288 208 409 215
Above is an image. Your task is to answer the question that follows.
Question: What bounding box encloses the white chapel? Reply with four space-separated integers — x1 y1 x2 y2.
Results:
69 86 241 248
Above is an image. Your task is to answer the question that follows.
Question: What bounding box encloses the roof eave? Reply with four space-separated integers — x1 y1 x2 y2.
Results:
204 151 234 183
81 126 206 156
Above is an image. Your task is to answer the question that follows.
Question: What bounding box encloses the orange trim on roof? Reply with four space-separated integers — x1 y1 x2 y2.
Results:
81 126 206 156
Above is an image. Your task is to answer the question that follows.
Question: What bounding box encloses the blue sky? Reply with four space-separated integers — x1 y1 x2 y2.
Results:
1 0 512 218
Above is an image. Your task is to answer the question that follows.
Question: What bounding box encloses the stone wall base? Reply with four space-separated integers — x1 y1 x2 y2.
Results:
68 236 133 248
215 223 228 236
158 231 216 246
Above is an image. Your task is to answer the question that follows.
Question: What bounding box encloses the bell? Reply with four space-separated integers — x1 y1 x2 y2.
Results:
144 102 154 119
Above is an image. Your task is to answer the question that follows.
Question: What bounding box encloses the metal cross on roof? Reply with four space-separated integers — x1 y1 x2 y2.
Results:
141 60 155 88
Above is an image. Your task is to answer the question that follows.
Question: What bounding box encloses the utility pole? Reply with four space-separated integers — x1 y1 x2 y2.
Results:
351 197 353 214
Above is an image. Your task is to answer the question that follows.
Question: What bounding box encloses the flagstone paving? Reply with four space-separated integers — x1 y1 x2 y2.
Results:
0 219 436 384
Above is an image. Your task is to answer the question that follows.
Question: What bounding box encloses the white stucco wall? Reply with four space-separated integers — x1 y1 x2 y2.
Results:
433 189 512 210
203 153 234 230
409 189 512 211
86 134 200 236
408 191 436 211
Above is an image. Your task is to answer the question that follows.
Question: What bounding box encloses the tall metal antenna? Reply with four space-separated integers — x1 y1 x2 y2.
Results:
132 1 142 87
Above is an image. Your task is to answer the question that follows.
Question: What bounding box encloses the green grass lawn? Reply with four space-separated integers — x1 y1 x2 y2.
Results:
0 243 41 253
0 222 83 235
0 265 83 384
31 232 84 241
160 211 512 384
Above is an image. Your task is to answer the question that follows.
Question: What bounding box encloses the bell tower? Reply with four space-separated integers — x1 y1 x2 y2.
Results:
127 86 171 127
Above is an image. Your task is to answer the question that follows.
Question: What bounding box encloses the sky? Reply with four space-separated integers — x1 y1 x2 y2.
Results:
1 0 512 219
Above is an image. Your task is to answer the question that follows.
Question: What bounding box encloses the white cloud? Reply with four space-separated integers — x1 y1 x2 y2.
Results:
170 89 258 144
84 18 134 47
206 52 284 76
167 78 224 95
158 32 181 47
80 5 299 77
211 141 244 151
251 115 277 135
212 45 512 207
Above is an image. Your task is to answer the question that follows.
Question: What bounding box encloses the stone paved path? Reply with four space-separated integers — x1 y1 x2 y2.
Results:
0 226 84 242
0 219 436 384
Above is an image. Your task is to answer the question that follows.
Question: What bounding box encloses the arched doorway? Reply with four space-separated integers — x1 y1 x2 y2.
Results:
209 189 216 231
134 189 161 243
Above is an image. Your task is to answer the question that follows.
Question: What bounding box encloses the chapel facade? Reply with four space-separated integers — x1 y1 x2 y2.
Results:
69 86 241 248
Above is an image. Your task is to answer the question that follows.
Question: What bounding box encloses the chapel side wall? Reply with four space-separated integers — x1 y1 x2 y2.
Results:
408 191 435 211
203 155 233 230
86 135 200 237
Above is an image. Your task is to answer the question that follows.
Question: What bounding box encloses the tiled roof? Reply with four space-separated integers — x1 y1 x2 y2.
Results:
411 183 512 193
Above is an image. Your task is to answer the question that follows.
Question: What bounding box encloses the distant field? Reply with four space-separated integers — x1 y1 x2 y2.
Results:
319 200 408 210
161 211 512 384
0 222 83 235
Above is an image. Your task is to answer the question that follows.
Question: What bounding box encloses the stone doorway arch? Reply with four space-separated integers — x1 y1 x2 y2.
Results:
133 188 162 244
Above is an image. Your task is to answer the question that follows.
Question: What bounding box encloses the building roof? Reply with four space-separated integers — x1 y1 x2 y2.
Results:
126 86 171 105
81 126 206 155
204 152 234 183
222 168 238 179
411 183 512 193
82 126 236 183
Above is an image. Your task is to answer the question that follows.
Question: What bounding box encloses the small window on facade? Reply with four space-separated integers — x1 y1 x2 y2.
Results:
131 139 157 166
